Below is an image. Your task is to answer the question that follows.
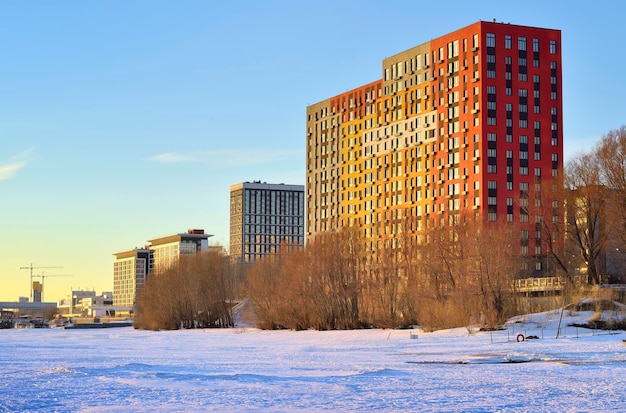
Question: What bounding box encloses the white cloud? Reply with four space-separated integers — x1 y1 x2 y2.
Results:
0 148 33 180
0 161 26 180
149 149 301 168
150 152 197 163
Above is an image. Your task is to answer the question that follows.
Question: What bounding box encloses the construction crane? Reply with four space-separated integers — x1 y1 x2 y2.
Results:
20 263 63 302
32 272 74 302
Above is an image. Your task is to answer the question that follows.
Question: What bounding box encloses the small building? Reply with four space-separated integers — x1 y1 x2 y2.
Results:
57 290 123 317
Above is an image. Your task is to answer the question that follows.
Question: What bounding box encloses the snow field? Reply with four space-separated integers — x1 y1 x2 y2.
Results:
0 310 624 412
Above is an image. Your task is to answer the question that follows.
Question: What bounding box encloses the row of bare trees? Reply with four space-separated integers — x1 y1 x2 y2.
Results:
134 251 236 330
243 217 522 331
134 215 521 331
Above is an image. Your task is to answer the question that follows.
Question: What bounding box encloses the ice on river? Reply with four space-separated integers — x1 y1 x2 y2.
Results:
1 308 625 412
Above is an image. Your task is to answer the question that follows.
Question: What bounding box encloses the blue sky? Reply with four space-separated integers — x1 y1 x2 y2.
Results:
1 1 624 302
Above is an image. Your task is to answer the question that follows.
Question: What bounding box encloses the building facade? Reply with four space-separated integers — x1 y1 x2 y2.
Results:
113 229 211 307
306 21 563 276
113 248 152 307
230 181 305 263
147 229 212 274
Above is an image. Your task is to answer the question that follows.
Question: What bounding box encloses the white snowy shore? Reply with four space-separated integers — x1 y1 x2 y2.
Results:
1 308 625 412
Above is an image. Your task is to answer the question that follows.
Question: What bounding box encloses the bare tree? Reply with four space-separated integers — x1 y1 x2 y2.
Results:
596 126 626 246
565 153 608 285
135 250 235 330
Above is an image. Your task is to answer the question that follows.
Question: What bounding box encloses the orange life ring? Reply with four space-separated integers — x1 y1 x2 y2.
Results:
516 333 525 342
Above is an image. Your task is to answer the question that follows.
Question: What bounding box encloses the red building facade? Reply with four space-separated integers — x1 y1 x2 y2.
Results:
306 21 563 276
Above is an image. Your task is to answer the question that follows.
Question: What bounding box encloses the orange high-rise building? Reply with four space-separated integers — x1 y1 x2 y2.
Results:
306 21 562 276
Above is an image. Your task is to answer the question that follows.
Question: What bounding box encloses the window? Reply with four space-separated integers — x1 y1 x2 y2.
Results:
520 119 528 128
488 70 496 79
520 167 528 175
488 165 497 173
519 73 527 82
488 133 497 141
506 150 513 158
487 33 495 47
535 168 541 176
533 38 539 52
488 180 497 189
505 35 512 49
518 37 527 51
550 40 557 54
505 56 512 65
487 85 496 94
520 135 528 144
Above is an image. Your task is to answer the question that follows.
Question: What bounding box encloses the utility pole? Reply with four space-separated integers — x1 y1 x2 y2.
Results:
19 263 63 302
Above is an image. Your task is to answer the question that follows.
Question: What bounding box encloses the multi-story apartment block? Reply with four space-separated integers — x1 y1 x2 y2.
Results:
230 181 305 263
148 229 212 274
113 247 152 307
113 229 211 306
306 21 563 276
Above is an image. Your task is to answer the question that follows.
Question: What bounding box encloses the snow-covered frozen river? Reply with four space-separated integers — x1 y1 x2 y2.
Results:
1 311 625 412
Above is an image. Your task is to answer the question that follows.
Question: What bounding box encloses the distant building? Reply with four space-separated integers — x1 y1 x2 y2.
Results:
57 290 112 316
32 281 43 303
113 248 152 307
113 229 213 307
147 229 212 274
230 181 305 263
